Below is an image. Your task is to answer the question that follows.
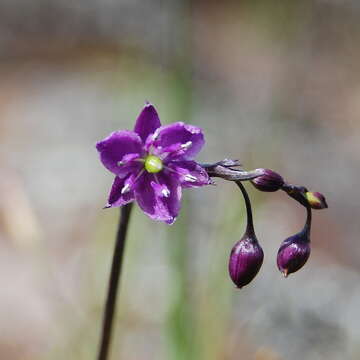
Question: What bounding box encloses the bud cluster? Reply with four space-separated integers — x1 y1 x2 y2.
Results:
222 166 327 289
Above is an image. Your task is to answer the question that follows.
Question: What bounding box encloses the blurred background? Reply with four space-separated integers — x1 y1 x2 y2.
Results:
0 0 359 359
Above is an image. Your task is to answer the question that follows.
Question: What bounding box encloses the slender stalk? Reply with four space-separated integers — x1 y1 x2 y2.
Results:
201 160 265 182
97 203 133 360
302 205 312 239
235 181 255 236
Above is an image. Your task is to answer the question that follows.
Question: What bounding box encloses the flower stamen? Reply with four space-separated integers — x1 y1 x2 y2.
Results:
184 174 197 182
133 169 145 185
121 183 131 194
163 165 179 176
153 174 171 198
120 169 145 195
152 131 159 141
162 188 170 197
117 156 144 167
181 141 192 150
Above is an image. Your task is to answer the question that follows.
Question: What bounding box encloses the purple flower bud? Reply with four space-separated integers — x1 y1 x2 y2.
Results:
252 169 284 192
277 232 311 277
305 191 328 209
229 234 264 288
277 203 312 278
229 182 264 288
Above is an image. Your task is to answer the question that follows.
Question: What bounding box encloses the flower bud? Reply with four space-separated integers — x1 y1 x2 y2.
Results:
229 234 264 288
277 232 310 277
252 169 284 192
305 191 328 209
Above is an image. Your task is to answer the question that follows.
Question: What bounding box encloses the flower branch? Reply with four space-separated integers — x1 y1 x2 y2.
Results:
200 160 266 182
202 161 328 210
95 102 329 360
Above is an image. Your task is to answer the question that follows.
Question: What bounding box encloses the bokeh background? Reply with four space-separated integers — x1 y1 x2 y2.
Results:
0 1 359 359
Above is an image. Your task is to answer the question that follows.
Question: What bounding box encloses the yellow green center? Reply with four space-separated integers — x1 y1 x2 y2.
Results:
144 155 163 173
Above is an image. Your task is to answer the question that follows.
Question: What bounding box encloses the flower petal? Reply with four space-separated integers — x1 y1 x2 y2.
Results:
148 122 205 160
134 172 181 224
167 160 210 188
105 176 135 208
96 130 143 176
134 103 161 142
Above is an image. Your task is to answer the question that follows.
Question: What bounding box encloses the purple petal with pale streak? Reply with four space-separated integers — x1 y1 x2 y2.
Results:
147 122 205 160
121 153 141 163
96 130 143 176
115 153 143 178
152 142 182 157
134 103 161 142
167 160 210 188
153 142 185 160
150 181 170 198
105 176 134 208
134 172 181 224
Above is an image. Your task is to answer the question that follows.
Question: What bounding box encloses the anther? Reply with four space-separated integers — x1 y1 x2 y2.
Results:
161 189 170 198
121 183 131 194
181 141 192 149
184 174 197 182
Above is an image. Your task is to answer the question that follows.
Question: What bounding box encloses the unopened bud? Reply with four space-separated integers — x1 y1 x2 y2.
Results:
305 191 328 209
252 169 284 192
277 232 310 278
228 234 264 288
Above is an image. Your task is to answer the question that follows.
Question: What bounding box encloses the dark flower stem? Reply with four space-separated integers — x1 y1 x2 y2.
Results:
235 181 255 237
302 205 312 238
97 203 133 360
201 160 265 181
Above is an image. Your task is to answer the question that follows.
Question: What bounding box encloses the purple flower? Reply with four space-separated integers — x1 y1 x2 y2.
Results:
96 103 210 224
277 232 311 277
